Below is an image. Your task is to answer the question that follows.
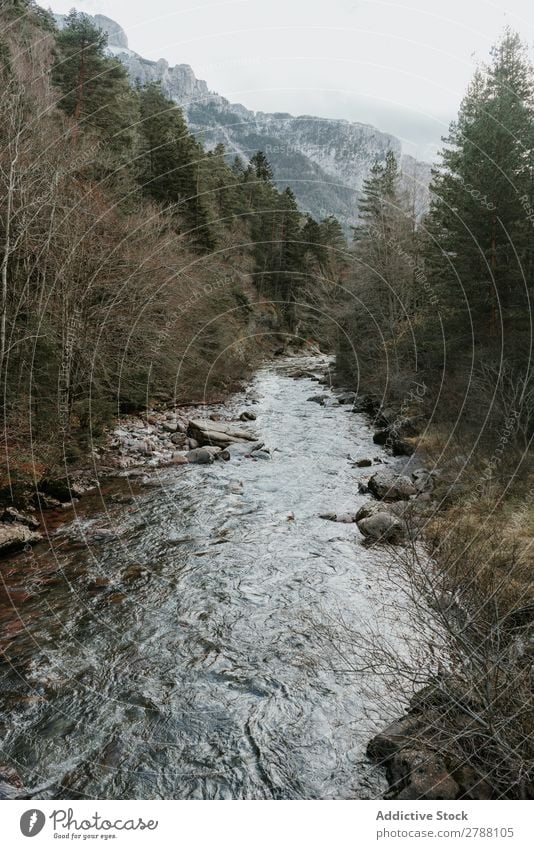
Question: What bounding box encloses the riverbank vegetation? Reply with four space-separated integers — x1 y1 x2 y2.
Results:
337 29 534 798
0 1 344 489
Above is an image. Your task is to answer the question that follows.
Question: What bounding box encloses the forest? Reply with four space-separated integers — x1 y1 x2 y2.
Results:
0 0 533 804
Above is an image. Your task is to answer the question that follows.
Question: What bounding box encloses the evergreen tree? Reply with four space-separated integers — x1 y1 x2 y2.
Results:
250 150 274 183
138 83 215 251
52 12 137 155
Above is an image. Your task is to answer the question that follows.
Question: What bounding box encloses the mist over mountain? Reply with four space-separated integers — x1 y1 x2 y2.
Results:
54 12 430 228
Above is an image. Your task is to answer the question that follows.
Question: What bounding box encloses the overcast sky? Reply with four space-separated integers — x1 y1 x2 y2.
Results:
48 0 534 160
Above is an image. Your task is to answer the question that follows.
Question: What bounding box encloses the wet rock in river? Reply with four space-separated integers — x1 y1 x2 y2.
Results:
187 419 256 449
367 714 425 762
392 749 460 800
0 523 42 553
307 394 330 405
239 410 257 421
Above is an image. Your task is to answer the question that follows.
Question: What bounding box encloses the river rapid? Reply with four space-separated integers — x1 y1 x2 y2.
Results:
0 357 416 800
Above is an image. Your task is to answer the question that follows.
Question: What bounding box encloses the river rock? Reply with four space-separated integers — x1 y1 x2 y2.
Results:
307 394 330 405
368 471 416 501
1 507 40 530
354 458 373 468
372 428 390 446
162 420 178 433
0 765 23 799
170 453 189 465
239 411 257 421
356 501 410 522
320 512 355 523
188 419 256 449
412 468 440 493
0 523 42 552
375 406 398 428
89 528 119 542
185 446 223 464
357 512 405 543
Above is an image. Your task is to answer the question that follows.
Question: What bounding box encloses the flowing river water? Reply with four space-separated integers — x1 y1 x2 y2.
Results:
0 357 416 800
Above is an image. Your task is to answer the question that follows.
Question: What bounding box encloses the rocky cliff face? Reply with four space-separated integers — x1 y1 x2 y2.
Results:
53 12 430 228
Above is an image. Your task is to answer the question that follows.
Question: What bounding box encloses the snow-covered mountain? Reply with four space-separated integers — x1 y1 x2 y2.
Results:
53 12 430 228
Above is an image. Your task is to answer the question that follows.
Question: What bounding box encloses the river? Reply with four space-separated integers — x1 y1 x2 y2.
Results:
0 357 415 800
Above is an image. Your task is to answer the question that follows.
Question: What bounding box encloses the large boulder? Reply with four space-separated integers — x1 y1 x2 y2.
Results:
0 523 42 553
357 512 405 543
368 471 416 501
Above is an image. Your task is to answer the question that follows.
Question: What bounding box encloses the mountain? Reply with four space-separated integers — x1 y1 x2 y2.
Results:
53 12 430 229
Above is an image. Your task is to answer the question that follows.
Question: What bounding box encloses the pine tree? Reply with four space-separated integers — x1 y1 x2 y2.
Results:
274 187 302 326
52 12 137 155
